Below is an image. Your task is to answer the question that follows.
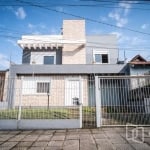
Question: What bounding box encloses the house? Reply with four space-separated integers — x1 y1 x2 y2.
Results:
127 55 150 113
8 20 126 108
0 69 9 109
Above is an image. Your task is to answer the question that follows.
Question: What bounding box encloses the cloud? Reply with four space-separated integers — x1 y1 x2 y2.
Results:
141 24 149 29
28 23 35 29
6 6 26 20
108 10 128 27
15 7 26 19
111 32 122 39
0 53 10 69
27 23 48 34
108 1 135 27
119 1 131 16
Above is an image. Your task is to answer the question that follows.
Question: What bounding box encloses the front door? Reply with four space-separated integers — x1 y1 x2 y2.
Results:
65 79 80 106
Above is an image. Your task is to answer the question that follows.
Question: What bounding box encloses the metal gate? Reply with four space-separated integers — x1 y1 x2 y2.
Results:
95 76 150 126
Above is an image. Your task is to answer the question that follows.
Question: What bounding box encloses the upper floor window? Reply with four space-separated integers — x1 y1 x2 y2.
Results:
44 56 55 64
93 50 109 64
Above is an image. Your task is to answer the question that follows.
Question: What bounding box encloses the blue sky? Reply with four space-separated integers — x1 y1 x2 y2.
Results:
0 0 150 69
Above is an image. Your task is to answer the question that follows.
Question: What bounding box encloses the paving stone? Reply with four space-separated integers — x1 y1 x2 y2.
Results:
63 140 79 150
97 143 114 150
80 140 97 150
144 137 150 145
79 134 94 140
45 147 63 150
1 141 18 147
20 131 33 135
109 137 127 144
66 134 80 140
37 135 52 141
0 134 15 141
22 135 38 141
54 133 66 136
11 147 28 150
55 130 67 133
68 129 79 132
96 138 110 143
17 141 33 147
8 131 21 135
105 133 122 139
0 147 12 150
31 130 44 134
93 134 107 139
0 131 9 134
9 135 26 141
0 141 4 145
32 141 48 147
48 141 64 147
43 130 55 134
91 129 104 134
51 135 65 141
131 143 150 150
28 147 45 150
113 144 134 150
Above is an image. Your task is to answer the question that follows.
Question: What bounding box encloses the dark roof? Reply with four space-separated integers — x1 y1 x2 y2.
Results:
129 55 147 62
129 55 150 65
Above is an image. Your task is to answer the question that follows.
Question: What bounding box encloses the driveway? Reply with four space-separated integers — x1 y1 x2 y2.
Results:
0 127 150 150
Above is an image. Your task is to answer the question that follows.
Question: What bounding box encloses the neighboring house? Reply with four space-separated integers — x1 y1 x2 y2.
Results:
0 70 9 101
127 55 150 113
8 20 127 108
128 55 150 76
0 70 9 109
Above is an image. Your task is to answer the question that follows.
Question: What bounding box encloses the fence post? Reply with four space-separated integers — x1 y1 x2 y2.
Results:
18 76 23 122
95 76 101 127
79 76 82 128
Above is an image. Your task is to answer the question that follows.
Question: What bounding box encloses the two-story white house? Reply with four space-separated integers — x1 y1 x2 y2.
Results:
8 20 126 108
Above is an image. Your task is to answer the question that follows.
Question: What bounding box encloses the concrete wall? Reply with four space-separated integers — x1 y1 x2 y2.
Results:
14 75 89 107
86 35 118 64
62 20 86 64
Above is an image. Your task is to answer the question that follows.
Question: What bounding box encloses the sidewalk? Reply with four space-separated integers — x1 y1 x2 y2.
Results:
0 127 150 150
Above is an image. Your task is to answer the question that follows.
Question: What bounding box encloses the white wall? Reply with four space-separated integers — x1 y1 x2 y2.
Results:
30 52 56 64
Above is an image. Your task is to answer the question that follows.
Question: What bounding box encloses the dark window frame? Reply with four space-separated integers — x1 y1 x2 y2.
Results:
36 82 50 94
43 56 55 64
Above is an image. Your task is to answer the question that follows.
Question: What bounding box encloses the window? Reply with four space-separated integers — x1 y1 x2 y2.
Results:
37 82 50 93
44 56 54 64
93 51 109 64
22 76 51 95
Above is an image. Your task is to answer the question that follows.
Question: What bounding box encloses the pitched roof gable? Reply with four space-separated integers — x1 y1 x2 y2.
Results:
130 55 147 62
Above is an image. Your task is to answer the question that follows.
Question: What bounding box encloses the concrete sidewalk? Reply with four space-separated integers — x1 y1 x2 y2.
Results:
0 127 150 150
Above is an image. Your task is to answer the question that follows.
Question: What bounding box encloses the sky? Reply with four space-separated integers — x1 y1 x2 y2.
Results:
0 0 150 69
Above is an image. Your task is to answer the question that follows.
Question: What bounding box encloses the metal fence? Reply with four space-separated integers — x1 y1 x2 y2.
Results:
0 75 150 129
97 76 150 126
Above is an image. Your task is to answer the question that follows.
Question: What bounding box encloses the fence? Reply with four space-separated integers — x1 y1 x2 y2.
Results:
0 75 150 129
96 76 150 126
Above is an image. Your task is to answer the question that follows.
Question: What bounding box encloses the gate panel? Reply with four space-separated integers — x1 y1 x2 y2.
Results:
98 76 150 126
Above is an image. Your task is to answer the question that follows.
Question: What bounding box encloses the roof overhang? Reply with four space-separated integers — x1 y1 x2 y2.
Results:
17 35 86 49
10 64 126 76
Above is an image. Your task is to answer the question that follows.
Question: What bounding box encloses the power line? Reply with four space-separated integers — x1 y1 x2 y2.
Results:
16 0 150 36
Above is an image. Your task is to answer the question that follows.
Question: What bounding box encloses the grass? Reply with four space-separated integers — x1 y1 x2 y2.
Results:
0 107 80 119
